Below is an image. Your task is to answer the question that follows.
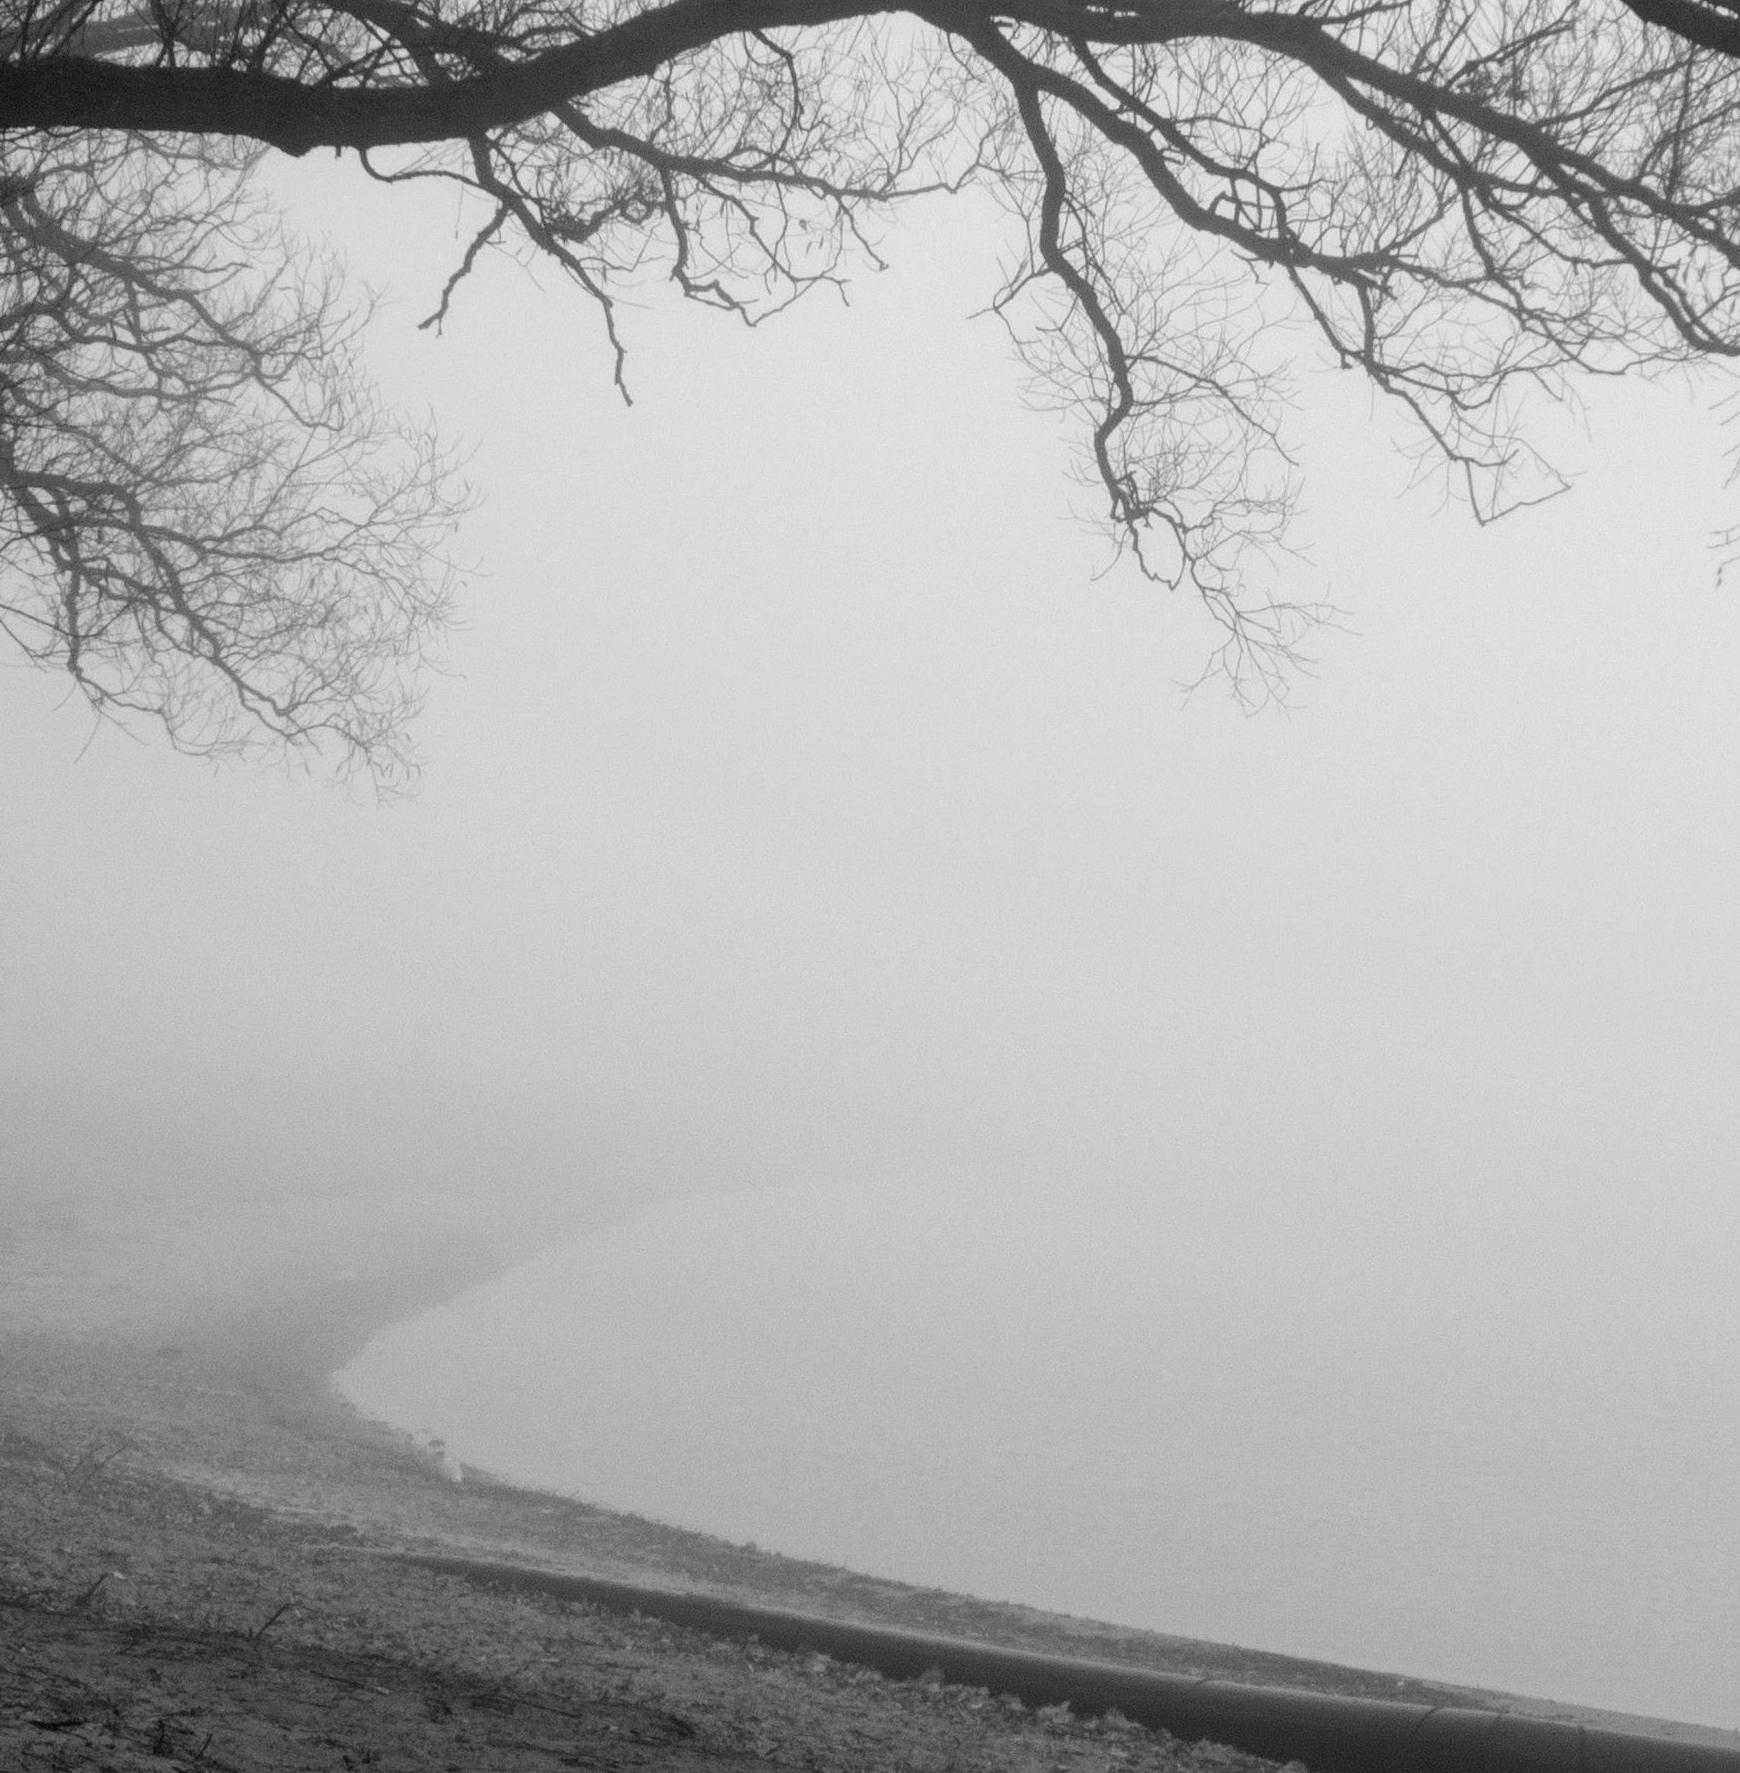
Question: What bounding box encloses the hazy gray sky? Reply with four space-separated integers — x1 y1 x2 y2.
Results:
6 155 1739 1265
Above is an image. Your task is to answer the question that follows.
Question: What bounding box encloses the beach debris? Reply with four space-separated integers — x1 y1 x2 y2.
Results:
66 1438 133 1491
73 1568 118 1608
247 1599 299 1642
411 1430 465 1482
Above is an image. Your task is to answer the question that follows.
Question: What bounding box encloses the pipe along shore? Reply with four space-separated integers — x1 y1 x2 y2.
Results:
392 1554 1739 1773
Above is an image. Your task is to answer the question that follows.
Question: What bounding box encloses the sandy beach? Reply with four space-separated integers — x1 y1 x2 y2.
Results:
5 1180 1734 1772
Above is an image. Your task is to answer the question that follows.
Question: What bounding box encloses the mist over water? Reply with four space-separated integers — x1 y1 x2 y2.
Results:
339 1163 1740 1732
8 165 1739 1743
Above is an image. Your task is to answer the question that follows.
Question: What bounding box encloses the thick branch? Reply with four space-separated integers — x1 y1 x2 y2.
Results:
1622 0 1740 58
0 0 892 150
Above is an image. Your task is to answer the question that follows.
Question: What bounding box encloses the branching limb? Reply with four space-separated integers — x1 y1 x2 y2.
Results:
0 132 464 784
9 0 1740 735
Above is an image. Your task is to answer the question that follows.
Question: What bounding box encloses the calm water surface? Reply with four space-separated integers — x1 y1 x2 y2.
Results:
337 1170 1740 1729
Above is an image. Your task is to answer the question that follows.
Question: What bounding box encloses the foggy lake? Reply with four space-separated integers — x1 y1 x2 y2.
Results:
337 1163 1740 1732
13 151 1740 1756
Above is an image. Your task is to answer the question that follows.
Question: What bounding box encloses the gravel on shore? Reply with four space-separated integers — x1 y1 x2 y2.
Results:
4 1184 1731 1772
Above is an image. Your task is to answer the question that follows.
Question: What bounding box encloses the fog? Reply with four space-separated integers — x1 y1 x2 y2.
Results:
6 158 1740 1714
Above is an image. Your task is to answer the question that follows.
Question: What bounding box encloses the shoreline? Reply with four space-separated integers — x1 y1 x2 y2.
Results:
307 1194 1740 1743
181 1201 639 1392
1 1174 646 1390
7 1185 1739 1758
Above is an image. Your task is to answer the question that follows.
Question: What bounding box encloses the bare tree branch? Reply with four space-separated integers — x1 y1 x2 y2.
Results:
0 132 463 783
8 0 1740 733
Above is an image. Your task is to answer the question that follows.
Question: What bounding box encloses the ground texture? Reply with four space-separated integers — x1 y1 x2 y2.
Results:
2 1186 1726 1773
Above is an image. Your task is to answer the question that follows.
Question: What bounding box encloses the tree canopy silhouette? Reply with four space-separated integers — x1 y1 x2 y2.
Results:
5 0 1740 777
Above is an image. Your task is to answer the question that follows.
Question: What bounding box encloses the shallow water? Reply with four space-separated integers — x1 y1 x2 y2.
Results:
337 1169 1740 1730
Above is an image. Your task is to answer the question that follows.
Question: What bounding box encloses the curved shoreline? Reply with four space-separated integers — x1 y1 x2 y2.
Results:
9 1185 1739 1756
387 1555 1740 1773
317 1194 1740 1743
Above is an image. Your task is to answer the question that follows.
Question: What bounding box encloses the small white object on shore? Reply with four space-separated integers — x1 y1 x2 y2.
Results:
414 1430 464 1483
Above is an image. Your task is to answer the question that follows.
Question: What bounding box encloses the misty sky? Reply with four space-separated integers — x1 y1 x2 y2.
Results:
6 154 1740 1279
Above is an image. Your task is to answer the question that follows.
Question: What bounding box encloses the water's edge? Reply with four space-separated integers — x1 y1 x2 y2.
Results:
328 1191 1740 1747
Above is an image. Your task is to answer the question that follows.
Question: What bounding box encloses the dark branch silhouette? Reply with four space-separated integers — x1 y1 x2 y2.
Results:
6 0 1740 757
0 133 459 782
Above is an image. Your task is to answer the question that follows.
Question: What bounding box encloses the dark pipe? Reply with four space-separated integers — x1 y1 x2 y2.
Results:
390 1553 1740 1773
